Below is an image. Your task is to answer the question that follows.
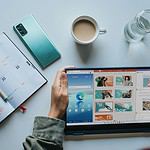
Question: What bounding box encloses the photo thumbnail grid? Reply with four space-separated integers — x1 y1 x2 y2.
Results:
93 72 135 122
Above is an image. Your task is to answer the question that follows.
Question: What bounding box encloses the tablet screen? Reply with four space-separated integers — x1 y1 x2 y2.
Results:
66 68 150 126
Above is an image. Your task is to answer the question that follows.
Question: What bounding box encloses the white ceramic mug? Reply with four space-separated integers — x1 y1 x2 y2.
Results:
71 15 106 45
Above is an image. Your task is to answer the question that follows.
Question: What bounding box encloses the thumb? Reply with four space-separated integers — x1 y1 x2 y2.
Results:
60 72 68 100
60 72 67 89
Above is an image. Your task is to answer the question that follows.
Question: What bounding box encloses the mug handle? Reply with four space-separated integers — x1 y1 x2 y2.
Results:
99 29 107 34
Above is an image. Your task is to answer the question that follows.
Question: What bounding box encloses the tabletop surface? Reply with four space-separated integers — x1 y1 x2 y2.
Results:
0 0 150 150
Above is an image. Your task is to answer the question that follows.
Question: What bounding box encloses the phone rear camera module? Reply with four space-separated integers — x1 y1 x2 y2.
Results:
16 23 27 36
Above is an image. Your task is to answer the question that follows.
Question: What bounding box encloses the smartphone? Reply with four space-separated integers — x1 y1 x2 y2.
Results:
13 15 61 69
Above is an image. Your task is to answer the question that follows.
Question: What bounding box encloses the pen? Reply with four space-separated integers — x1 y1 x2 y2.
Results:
0 89 27 113
0 89 8 102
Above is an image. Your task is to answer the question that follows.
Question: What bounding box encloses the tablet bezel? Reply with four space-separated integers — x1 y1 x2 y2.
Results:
65 67 150 135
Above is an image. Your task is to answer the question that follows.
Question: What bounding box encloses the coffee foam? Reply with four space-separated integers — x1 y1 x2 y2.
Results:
73 20 96 41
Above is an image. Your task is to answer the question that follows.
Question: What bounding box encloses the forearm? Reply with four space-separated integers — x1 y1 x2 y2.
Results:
23 116 65 150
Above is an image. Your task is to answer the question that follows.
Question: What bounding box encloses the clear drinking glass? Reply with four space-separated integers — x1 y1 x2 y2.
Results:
124 9 150 42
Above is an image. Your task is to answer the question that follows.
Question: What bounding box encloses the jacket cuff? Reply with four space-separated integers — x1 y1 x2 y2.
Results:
32 116 65 145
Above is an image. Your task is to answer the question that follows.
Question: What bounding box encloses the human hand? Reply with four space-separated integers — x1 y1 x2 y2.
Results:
48 68 68 119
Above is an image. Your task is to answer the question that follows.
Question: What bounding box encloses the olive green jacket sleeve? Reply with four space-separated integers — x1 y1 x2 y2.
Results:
23 116 65 150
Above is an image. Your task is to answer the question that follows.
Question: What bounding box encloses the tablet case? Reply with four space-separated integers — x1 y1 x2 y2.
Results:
65 67 150 137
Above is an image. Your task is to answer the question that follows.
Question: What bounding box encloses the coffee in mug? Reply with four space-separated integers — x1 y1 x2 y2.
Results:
71 16 106 44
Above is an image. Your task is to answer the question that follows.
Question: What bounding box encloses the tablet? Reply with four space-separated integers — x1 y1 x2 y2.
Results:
65 67 150 136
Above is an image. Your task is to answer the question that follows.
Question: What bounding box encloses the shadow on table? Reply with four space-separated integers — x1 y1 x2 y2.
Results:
124 38 150 64
125 35 150 53
75 43 94 63
0 113 14 128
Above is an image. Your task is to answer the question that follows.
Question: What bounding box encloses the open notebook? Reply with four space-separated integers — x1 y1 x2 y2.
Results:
0 32 47 123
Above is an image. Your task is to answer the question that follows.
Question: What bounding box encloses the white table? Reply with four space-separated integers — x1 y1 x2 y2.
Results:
0 0 150 149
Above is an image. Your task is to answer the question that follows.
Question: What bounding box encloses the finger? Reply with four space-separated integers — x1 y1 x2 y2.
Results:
64 65 76 72
53 66 75 86
53 68 65 86
60 72 67 89
60 72 68 96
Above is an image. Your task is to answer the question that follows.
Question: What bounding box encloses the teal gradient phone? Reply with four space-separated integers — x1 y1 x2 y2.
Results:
13 15 61 69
